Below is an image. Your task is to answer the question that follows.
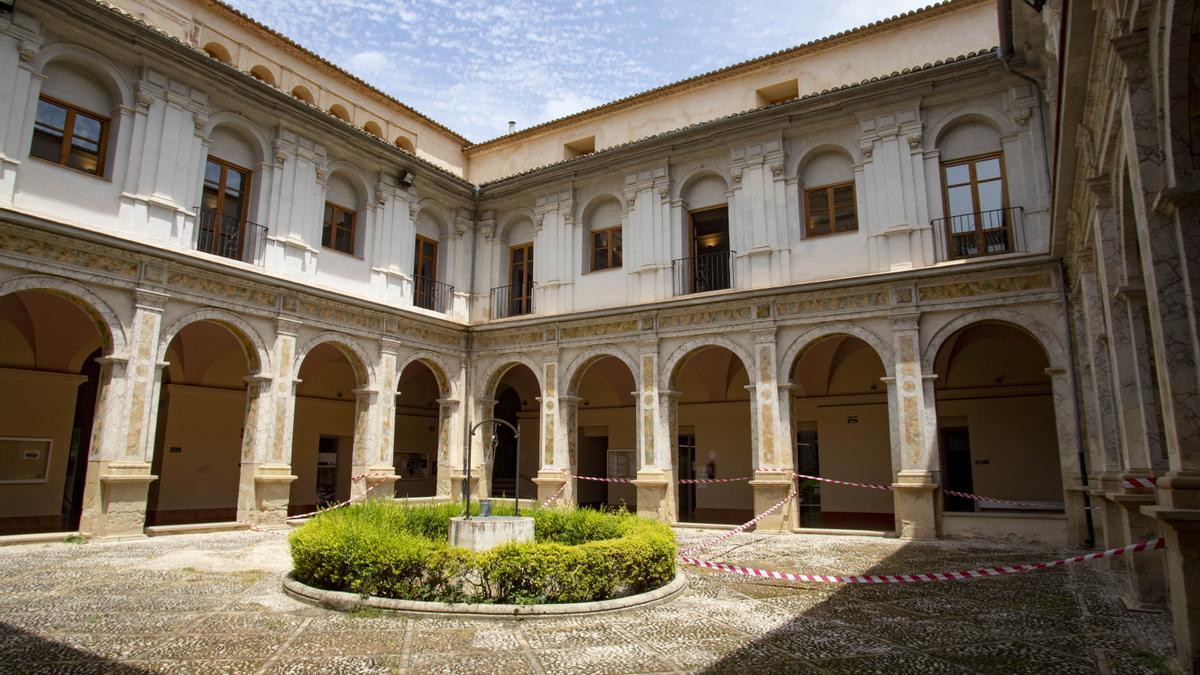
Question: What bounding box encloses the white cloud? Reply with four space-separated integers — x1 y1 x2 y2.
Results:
538 92 605 125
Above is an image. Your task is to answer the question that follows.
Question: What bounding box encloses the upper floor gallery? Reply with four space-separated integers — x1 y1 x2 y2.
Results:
0 0 1050 324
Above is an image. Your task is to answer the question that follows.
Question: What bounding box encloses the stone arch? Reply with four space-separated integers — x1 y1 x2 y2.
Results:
779 322 895 382
578 192 625 223
663 336 754 387
34 43 132 109
326 160 372 206
202 112 271 166
293 332 375 390
415 199 453 239
480 354 544 399
563 345 640 396
673 168 730 203
496 207 537 242
920 308 1065 376
789 141 861 178
156 308 270 377
395 350 454 398
926 107 1013 152
0 275 126 356
248 65 275 87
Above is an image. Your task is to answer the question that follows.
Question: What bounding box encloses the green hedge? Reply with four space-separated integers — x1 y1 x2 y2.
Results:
289 501 676 604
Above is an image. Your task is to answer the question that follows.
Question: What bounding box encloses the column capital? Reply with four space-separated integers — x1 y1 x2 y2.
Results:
890 312 921 331
436 397 461 411
133 287 169 311
275 317 302 335
751 327 778 343
379 337 402 354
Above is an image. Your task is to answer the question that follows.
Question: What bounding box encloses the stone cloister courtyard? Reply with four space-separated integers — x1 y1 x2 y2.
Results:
0 529 1178 674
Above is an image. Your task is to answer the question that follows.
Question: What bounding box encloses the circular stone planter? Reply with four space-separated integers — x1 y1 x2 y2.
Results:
283 570 687 618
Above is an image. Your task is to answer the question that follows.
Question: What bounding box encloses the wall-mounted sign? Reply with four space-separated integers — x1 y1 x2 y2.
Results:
0 437 52 484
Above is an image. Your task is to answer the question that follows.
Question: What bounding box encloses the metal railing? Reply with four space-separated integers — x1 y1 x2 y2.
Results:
672 250 735 296
413 275 454 314
490 283 534 319
933 206 1022 260
196 207 266 264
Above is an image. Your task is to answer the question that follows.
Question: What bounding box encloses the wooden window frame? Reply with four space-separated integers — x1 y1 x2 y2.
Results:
30 94 110 177
322 201 358 255
413 235 439 281
202 156 252 223
589 225 622 272
802 180 858 237
939 151 1011 259
509 242 534 309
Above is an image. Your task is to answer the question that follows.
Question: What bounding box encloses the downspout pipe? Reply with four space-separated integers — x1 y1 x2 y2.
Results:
997 0 1053 190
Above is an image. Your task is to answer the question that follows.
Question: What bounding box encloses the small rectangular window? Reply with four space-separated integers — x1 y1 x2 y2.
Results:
322 202 356 254
803 181 857 237
591 226 622 271
30 96 109 176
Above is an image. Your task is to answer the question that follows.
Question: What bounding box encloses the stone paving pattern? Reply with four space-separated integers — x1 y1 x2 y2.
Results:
0 529 1178 674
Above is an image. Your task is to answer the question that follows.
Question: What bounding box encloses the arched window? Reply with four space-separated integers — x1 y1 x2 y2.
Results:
291 86 315 105
328 104 350 122
199 125 261 262
413 210 445 311
31 61 114 177
800 150 857 237
680 174 731 294
583 196 622 271
203 42 233 66
323 173 361 255
395 137 415 153
937 118 1009 259
363 121 383 138
249 65 275 86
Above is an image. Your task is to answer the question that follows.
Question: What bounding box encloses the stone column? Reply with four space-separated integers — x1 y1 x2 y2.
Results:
79 288 167 537
533 359 571 506
1075 257 1126 556
630 343 675 522
747 330 797 532
888 314 940 540
350 385 394 500
358 341 400 499
435 397 460 498
452 395 493 501
1045 367 1090 547
235 374 295 526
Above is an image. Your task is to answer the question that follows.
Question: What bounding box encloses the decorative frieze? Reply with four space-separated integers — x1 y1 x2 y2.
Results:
917 272 1053 302
0 226 140 278
558 319 639 340
167 270 279 308
658 305 752 329
776 290 888 317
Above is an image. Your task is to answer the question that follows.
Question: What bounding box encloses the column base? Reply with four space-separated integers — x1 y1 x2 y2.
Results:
749 472 797 533
533 470 571 508
237 464 298 527
359 466 401 499
449 470 482 502
632 471 672 523
1141 472 1200 674
1062 485 1093 548
79 461 157 538
1111 490 1166 611
1091 472 1126 554
893 474 939 540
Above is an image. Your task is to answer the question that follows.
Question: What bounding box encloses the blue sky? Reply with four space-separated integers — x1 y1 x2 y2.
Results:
225 0 933 143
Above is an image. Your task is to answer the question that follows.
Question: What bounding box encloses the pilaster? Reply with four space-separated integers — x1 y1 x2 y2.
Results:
888 313 939 540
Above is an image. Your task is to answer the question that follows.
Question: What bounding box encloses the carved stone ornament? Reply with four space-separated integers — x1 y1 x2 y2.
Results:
769 163 784 178
315 166 328 183
17 43 37 63
907 133 923 150
193 112 208 131
1009 107 1032 128
860 140 874 158
375 186 387 206
625 193 636 209
533 212 545 231
135 84 154 110
731 169 743 184
657 186 670 202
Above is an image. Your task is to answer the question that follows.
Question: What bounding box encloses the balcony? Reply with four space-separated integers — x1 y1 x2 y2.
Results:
934 206 1022 260
490 283 534 319
196 207 267 264
413 275 454 314
672 250 735 296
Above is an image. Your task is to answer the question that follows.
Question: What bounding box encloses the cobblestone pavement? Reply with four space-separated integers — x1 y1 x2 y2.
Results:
0 528 1178 674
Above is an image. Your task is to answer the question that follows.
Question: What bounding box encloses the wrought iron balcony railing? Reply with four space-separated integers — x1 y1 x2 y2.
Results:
196 207 267 264
933 206 1022 260
413 275 454 314
490 283 534 319
672 250 735 296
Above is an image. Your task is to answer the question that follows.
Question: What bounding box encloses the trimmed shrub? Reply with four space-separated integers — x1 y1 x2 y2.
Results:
289 501 676 604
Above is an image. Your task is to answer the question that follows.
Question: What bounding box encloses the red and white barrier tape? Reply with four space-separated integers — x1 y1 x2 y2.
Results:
574 475 634 484
540 481 569 508
285 482 387 521
1122 477 1158 489
678 476 754 484
679 488 799 556
679 537 1165 584
942 489 1047 508
795 472 892 492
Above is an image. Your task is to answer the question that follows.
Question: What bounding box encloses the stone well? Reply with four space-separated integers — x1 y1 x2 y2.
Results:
449 516 534 552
